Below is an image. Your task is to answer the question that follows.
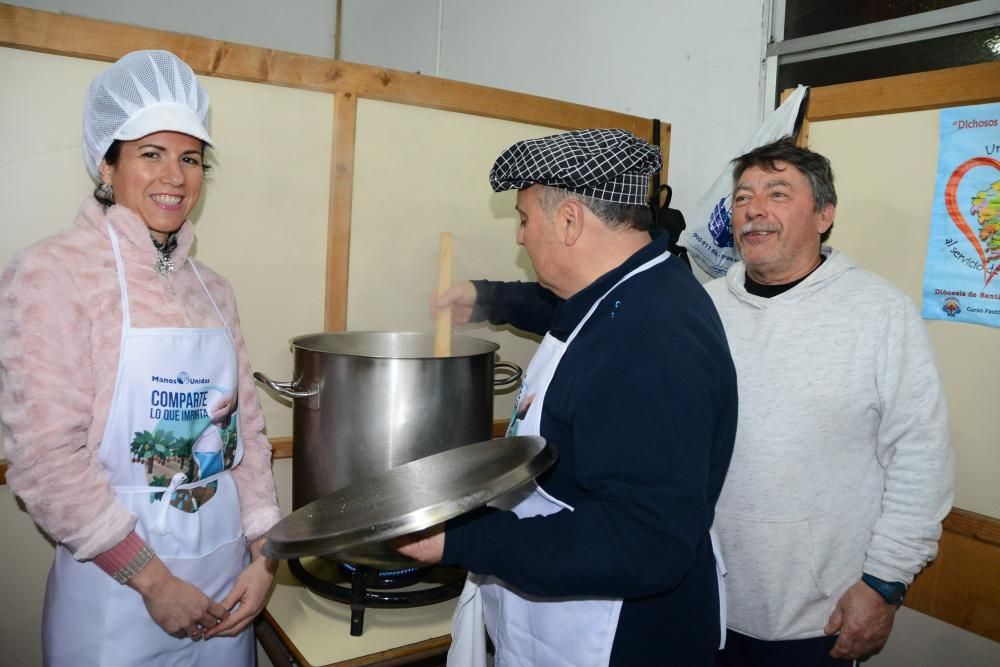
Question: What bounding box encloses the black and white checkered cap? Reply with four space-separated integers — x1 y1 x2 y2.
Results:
489 128 662 206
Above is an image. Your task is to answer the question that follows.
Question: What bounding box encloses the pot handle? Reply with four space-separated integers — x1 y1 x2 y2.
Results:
253 371 318 399
493 361 523 388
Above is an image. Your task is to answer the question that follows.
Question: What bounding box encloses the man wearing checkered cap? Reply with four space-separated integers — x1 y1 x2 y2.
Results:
398 129 737 666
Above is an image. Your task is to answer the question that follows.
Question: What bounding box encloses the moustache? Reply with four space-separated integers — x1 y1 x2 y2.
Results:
739 221 780 236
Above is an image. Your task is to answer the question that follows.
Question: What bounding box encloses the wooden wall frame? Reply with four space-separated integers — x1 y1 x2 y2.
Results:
790 60 1000 147
908 508 1000 643
796 62 1000 643
801 61 1000 122
0 3 670 331
0 4 670 482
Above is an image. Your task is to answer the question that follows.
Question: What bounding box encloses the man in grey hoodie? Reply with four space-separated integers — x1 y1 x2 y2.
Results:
707 137 953 666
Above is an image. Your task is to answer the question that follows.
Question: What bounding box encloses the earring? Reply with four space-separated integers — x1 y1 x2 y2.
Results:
98 182 115 203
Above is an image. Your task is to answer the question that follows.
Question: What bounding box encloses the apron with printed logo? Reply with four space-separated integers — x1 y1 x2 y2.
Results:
42 224 253 667
448 249 726 666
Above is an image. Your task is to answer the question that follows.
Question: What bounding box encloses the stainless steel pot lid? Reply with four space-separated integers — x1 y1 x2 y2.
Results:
263 435 555 562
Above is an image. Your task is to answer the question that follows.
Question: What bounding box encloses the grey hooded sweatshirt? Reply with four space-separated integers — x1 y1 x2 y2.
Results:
705 248 953 641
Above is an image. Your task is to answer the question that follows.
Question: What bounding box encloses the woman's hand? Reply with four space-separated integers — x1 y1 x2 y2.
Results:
128 556 229 640
202 537 278 639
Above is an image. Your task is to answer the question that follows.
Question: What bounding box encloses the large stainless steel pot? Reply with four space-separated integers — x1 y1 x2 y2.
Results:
254 331 520 511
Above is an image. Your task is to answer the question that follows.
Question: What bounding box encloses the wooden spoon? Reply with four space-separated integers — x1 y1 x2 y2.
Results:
434 232 453 357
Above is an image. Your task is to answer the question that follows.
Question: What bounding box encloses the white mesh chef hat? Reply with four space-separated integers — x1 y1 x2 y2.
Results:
82 50 213 181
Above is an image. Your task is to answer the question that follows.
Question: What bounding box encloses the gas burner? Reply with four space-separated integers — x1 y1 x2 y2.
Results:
336 561 429 589
289 558 466 636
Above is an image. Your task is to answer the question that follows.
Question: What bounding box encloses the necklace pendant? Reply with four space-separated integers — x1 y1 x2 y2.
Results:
154 254 175 277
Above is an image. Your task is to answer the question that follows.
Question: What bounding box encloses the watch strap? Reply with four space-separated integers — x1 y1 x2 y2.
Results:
861 573 907 606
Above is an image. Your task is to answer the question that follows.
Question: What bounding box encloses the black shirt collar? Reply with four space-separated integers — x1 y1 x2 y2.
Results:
744 254 826 298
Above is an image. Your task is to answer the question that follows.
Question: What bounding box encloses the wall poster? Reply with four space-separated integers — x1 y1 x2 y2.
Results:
922 102 1000 328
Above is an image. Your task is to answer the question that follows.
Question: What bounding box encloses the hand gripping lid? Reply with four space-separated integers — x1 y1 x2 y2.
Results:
263 435 556 567
82 50 213 181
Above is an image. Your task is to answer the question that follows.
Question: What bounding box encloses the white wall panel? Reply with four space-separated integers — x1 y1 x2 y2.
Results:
340 0 769 244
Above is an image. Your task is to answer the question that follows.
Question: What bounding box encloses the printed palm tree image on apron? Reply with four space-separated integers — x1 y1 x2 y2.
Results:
130 386 239 512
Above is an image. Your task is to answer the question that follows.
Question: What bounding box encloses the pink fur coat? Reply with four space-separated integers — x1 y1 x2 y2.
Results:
0 198 281 560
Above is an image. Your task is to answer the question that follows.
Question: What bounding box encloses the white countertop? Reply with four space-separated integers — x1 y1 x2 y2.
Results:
264 558 459 666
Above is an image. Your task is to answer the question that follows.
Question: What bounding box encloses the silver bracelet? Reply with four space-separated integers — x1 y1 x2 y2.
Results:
112 544 155 584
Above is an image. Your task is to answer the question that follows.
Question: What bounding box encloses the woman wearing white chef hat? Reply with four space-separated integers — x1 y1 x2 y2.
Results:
0 50 281 665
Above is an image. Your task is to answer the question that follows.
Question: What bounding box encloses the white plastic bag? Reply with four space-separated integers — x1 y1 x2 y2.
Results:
682 85 810 278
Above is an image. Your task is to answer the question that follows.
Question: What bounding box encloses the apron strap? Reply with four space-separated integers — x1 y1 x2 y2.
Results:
710 528 728 650
187 260 231 334
117 468 229 536
106 222 132 330
153 472 188 535
564 249 671 346
115 469 229 495
106 222 231 335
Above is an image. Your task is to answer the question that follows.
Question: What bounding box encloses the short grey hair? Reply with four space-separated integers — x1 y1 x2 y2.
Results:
536 185 652 232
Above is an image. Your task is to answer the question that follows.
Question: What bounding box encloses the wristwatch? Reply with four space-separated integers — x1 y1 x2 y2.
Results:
861 573 907 607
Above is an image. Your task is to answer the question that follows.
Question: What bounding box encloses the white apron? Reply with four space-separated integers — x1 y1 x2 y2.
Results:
42 224 253 667
449 248 725 667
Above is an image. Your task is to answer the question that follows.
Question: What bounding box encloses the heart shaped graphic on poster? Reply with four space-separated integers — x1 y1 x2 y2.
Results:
944 156 1000 289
